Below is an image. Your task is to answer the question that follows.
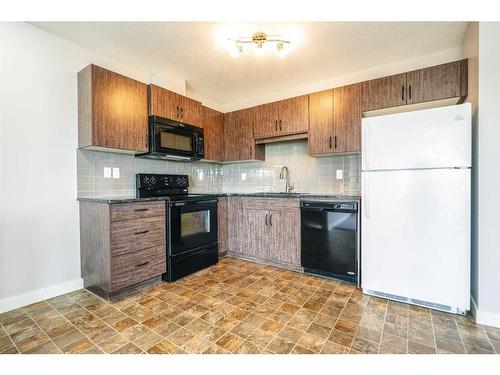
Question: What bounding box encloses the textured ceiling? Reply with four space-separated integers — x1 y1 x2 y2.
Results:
32 22 468 109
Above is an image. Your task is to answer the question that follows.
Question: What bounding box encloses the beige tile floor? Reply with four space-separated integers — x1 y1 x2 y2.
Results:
1 257 499 354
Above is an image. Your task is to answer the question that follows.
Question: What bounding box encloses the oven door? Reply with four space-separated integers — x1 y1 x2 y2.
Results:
154 124 196 158
170 200 218 255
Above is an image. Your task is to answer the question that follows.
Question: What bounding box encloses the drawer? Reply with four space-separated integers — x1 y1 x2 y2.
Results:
111 215 165 256
241 198 300 211
110 201 165 221
111 245 166 292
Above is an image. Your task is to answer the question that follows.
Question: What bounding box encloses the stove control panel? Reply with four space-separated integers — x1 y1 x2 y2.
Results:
136 173 189 189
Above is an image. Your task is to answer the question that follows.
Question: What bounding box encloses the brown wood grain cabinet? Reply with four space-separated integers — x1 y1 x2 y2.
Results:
308 89 334 155
333 83 361 153
227 198 301 268
217 197 228 254
148 84 202 126
253 95 309 139
406 60 466 105
79 200 167 299
361 72 407 112
308 84 361 156
202 106 224 161
78 64 149 153
223 108 265 162
361 59 468 112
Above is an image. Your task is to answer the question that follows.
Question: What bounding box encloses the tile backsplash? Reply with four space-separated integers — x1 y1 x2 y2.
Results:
77 140 361 198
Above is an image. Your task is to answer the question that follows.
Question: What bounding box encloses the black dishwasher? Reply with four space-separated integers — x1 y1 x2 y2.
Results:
301 200 359 284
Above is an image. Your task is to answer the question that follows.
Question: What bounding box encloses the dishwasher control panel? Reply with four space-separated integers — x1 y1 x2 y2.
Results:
301 201 358 212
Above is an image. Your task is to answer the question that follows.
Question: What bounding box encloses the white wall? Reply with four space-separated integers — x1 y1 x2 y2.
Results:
0 22 166 313
475 22 500 325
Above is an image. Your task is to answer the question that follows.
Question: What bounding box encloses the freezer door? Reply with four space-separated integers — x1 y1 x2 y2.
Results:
361 169 470 311
362 103 471 171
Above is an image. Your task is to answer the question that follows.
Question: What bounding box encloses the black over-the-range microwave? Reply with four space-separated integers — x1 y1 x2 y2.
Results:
136 115 204 161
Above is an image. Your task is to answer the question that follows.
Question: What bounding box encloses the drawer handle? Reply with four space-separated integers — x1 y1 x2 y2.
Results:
135 261 150 268
134 208 149 212
134 230 149 235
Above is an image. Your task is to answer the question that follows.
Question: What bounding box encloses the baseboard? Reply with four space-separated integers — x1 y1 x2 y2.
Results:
470 296 500 328
0 278 84 314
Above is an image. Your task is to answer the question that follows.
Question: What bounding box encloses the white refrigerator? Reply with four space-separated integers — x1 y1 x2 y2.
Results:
361 103 471 314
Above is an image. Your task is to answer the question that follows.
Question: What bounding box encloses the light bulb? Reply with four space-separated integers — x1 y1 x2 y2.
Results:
277 41 288 58
228 40 243 58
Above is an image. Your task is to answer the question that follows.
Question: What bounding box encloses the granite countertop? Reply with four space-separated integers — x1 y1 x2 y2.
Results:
77 196 171 204
77 193 360 204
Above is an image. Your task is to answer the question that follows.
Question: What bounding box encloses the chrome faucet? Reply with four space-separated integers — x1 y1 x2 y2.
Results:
279 166 294 193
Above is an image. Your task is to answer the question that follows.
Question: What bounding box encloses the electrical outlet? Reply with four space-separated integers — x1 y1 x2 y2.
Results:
104 167 112 178
112 167 120 179
336 170 343 180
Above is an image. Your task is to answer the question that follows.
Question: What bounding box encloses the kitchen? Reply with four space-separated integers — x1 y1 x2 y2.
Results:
1 7 500 371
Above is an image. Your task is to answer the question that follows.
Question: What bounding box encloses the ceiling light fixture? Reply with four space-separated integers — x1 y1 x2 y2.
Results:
227 32 290 58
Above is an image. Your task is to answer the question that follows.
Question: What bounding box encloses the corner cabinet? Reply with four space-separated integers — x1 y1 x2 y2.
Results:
148 84 202 126
308 83 361 156
361 59 468 112
78 64 149 153
223 108 265 162
202 106 224 162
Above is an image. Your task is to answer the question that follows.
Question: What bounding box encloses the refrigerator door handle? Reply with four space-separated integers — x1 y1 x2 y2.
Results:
362 123 369 170
363 173 369 218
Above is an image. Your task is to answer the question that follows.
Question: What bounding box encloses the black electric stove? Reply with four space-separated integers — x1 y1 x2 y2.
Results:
136 173 218 281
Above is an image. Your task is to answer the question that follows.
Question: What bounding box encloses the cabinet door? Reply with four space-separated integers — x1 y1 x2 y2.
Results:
360 73 407 111
180 96 202 126
333 83 361 153
227 198 244 254
269 209 300 266
224 108 264 161
148 84 182 121
308 89 334 155
278 95 309 134
242 208 270 259
254 102 279 139
217 198 228 254
202 106 224 161
406 60 462 105
85 65 148 152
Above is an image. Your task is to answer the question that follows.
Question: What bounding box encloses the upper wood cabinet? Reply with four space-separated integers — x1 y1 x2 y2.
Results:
361 59 468 112
148 84 202 126
202 106 224 161
78 64 148 153
406 60 466 105
361 73 407 112
224 107 265 162
333 83 361 153
253 95 309 139
308 84 361 156
308 89 334 155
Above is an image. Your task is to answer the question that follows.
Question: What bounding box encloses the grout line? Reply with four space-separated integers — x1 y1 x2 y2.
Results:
24 308 63 354
377 298 390 353
0 320 22 354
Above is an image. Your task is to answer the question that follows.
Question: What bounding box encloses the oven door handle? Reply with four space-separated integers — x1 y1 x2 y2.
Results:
172 199 217 207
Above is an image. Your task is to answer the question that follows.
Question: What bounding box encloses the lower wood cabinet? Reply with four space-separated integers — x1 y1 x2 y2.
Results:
225 198 301 268
79 200 167 299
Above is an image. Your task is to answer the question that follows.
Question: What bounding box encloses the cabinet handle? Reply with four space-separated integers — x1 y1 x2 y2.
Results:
409 84 412 100
334 136 337 149
275 120 278 131
134 230 149 235
329 136 332 149
135 261 150 268
180 107 184 119
265 213 268 226
176 106 179 118
401 85 405 102
269 214 272 226
144 134 148 149
279 120 282 131
134 208 149 212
